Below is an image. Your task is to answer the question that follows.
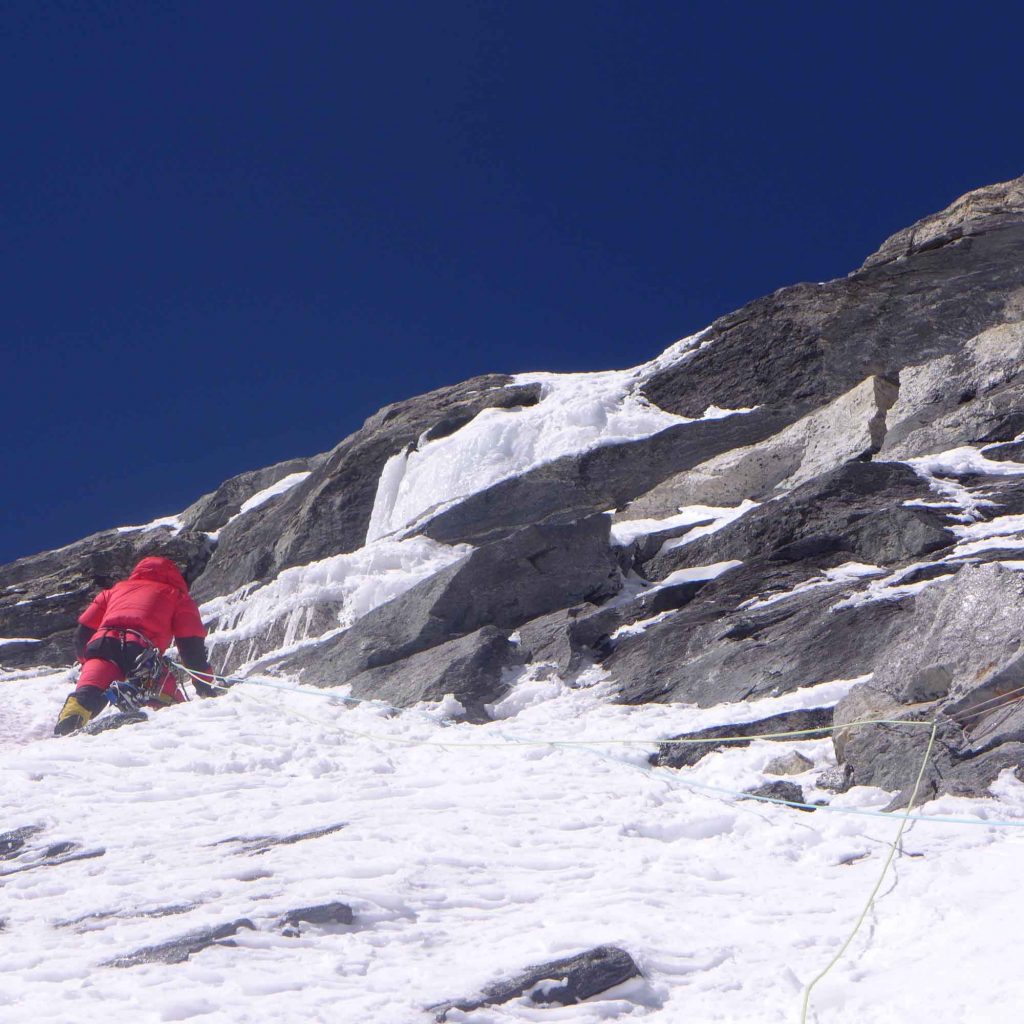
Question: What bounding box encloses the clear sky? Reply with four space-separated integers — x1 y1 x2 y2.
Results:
3 1 1022 564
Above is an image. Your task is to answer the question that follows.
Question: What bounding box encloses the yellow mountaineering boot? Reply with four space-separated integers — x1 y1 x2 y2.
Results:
53 694 98 736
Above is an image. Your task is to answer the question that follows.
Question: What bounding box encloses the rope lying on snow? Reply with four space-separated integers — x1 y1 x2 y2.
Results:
169 662 1024 829
169 662 1020 1021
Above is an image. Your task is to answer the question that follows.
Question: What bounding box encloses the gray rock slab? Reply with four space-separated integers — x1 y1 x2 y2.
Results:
863 175 1024 269
642 197 1024 422
743 780 815 811
607 556 922 707
431 945 641 1020
279 902 354 937
763 751 815 776
345 626 522 721
622 375 897 517
213 822 346 855
831 564 1024 799
880 323 1024 459
642 461 952 582
0 825 44 860
181 454 326 533
105 919 256 967
516 578 710 675
651 707 833 769
418 406 797 547
272 515 622 689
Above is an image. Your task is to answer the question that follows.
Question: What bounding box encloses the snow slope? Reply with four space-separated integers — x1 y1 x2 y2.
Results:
4 666 1024 1024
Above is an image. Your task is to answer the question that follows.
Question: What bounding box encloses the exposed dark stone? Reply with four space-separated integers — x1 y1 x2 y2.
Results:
516 578 710 675
272 516 622 689
58 904 197 929
0 825 44 860
652 707 834 769
214 822 346 855
0 845 105 878
832 564 1024 800
607 556 927 707
84 710 149 734
863 176 1024 269
279 902 354 937
764 751 815 775
192 378 545 600
431 945 641 1020
44 841 77 858
982 440 1024 462
105 919 256 967
643 461 952 583
345 626 524 721
180 454 326 533
743 780 815 811
643 188 1024 422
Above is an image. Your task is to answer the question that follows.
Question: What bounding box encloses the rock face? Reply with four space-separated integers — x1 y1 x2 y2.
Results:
431 945 641 1020
832 563 1024 801
6 174 1024 806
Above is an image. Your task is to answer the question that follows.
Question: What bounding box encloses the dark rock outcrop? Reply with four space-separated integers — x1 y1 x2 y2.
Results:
431 945 641 1020
833 563 1024 800
105 919 256 967
743 780 815 811
418 406 796 547
180 454 326 533
652 707 834 770
279 902 354 937
642 461 952 583
213 822 346 855
273 515 621 690
345 626 524 721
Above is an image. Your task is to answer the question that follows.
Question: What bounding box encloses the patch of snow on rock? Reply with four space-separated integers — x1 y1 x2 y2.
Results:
201 536 472 658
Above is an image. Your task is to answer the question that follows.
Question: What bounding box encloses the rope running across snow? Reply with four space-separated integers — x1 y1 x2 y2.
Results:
170 663 1009 1021
170 662 1024 829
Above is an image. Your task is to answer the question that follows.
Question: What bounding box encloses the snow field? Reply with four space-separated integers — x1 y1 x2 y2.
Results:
5 669 1024 1023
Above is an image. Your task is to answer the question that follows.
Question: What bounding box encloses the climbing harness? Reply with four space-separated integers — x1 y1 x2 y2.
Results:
99 628 180 712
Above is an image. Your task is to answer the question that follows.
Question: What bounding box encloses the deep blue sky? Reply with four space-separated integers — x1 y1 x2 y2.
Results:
3 2 1023 564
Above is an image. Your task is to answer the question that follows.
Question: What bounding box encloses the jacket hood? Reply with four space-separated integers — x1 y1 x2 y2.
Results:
129 556 189 593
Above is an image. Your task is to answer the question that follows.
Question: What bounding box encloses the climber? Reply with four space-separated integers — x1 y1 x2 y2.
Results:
54 556 220 735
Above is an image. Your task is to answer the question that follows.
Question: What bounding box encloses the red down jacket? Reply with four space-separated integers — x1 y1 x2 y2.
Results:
79 556 207 652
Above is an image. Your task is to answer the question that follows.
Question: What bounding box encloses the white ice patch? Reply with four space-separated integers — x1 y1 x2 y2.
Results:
658 500 760 553
201 536 472 667
365 329 754 543
609 506 728 547
658 560 744 587
115 514 183 534
0 637 40 646
740 562 884 611
901 447 1024 523
830 562 956 611
236 471 310 516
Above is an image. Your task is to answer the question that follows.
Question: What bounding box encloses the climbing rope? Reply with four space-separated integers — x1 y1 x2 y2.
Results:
169 663 1019 1021
169 662 1024 829
798 720 939 1023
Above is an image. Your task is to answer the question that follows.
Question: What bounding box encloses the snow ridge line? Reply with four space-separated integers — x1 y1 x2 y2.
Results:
170 663 1024 830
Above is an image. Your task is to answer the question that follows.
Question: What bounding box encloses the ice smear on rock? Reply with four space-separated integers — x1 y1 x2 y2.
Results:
364 330 754 542
201 536 472 667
